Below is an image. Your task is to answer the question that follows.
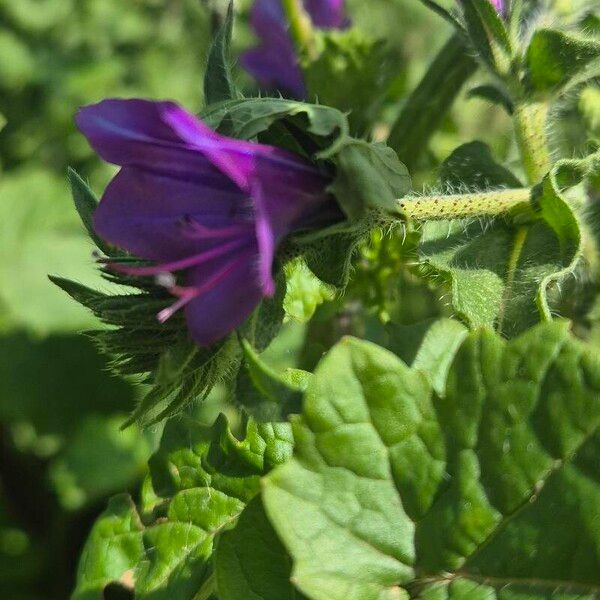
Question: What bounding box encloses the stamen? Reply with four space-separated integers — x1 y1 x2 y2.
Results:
156 251 253 323
105 237 250 277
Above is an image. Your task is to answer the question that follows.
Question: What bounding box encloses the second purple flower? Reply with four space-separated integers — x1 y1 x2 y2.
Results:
241 0 349 98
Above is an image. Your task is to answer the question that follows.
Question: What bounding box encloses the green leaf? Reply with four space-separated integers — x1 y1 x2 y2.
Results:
302 29 395 133
263 322 600 600
525 29 600 93
284 258 336 323
133 414 293 598
215 497 307 600
235 338 307 421
51 276 242 427
203 1 236 105
467 84 514 114
328 141 411 220
387 33 477 172
386 318 469 396
67 168 113 256
72 494 144 600
419 145 582 336
439 141 522 190
200 97 349 152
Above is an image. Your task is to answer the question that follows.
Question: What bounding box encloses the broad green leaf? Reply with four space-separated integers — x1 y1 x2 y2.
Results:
215 497 308 600
525 28 600 93
419 145 582 336
284 258 336 323
136 414 293 598
328 141 411 220
76 413 293 599
203 1 236 105
72 494 144 600
263 322 600 600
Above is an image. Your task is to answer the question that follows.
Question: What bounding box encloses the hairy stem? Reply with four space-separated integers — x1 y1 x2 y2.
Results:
513 101 551 185
399 188 531 221
281 0 317 59
498 100 551 331
387 33 478 172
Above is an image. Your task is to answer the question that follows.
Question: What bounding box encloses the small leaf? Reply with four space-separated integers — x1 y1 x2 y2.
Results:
467 83 514 114
525 28 600 93
67 168 113 256
203 1 236 105
200 97 349 151
329 141 411 220
439 140 522 190
284 257 336 323
72 494 144 600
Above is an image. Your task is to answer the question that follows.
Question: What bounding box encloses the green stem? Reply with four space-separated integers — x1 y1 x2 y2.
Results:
387 33 478 172
399 188 531 221
281 0 317 59
496 99 552 332
513 101 551 185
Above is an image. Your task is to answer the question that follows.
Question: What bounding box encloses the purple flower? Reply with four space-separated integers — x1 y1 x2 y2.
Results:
76 99 337 346
241 0 348 98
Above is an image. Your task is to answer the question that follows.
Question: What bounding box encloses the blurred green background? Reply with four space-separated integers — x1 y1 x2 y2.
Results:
0 0 513 597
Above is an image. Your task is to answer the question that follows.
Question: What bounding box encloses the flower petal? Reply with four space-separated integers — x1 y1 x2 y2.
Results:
303 0 349 28
184 249 264 346
93 166 253 262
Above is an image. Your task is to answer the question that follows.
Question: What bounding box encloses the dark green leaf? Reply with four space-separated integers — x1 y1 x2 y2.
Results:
467 84 514 114
387 34 477 172
215 497 307 600
203 1 236 105
439 141 522 190
329 141 411 220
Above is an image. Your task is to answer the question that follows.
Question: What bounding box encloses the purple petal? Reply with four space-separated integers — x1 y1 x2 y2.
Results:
303 0 349 28
184 249 264 346
242 0 348 97
491 0 506 16
93 167 252 263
